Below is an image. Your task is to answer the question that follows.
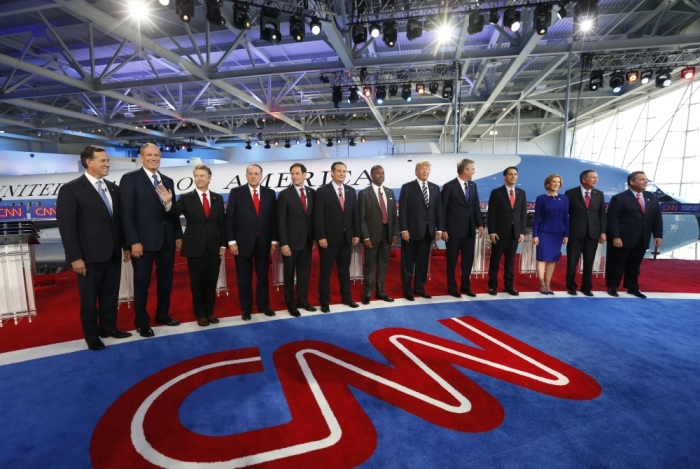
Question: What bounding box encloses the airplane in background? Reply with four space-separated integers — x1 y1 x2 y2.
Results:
0 153 698 270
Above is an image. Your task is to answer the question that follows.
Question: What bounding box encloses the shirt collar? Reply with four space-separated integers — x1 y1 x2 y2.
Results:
143 167 159 180
332 181 344 191
416 178 429 186
196 188 210 198
629 188 643 196
84 172 102 185
372 183 384 192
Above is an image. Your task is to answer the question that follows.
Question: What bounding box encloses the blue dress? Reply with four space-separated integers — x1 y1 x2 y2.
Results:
533 194 569 262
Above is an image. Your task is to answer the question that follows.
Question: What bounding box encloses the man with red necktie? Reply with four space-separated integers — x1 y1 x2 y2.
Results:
226 164 278 320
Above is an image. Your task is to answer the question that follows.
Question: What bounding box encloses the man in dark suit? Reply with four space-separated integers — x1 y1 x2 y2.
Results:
487 166 527 296
314 161 361 312
605 171 663 298
226 164 277 320
441 158 484 298
358 165 398 305
120 143 183 338
398 160 443 301
174 164 226 327
56 145 132 350
565 170 607 296
276 163 317 317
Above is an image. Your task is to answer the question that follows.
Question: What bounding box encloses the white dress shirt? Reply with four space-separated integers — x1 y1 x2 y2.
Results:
143 167 172 211
84 172 112 210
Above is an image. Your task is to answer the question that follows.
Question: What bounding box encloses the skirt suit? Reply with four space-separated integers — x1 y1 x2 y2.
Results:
533 194 569 261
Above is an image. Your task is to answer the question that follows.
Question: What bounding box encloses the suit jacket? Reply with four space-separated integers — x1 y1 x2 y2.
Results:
441 177 484 238
487 185 528 238
358 185 398 244
607 190 663 248
399 180 444 239
175 190 226 258
225 184 277 257
277 185 315 251
119 169 183 251
57 175 123 263
565 186 606 240
314 182 360 246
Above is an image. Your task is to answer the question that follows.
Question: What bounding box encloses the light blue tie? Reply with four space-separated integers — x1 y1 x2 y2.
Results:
464 181 470 204
152 174 159 188
97 180 112 217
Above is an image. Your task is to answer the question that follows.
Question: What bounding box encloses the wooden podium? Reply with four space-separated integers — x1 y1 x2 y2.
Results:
0 222 40 326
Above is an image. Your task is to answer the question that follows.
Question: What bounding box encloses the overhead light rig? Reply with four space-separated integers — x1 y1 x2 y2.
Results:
245 130 369 149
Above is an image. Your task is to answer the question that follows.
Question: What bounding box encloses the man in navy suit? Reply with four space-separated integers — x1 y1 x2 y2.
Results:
226 164 277 320
314 161 361 312
441 158 484 298
57 145 132 350
398 160 443 301
276 163 316 317
174 164 226 327
487 166 527 296
120 143 183 338
605 171 663 298
565 170 607 296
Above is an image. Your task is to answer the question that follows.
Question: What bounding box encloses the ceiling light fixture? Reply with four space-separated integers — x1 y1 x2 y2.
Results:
382 20 397 47
352 24 367 45
389 84 398 97
467 12 485 35
534 5 551 35
656 68 672 88
640 70 653 84
503 9 521 32
205 0 225 27
681 66 696 81
260 7 281 44
369 22 381 38
406 18 423 41
401 84 412 102
290 15 305 42
588 70 603 91
176 0 194 22
609 71 624 94
442 80 454 99
429 82 439 94
416 84 425 94
376 85 386 104
332 85 342 108
347 87 359 104
626 70 639 83
309 17 322 35
363 86 372 97
233 3 251 29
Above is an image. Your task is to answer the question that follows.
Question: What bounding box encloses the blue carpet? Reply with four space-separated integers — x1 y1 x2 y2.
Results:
1 297 699 468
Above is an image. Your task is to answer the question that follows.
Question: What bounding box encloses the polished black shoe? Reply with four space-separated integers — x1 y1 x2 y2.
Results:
362 297 371 305
343 301 359 308
627 289 647 299
607 287 619 297
460 289 477 297
488 288 498 296
404 294 415 301
241 311 252 321
298 303 317 312
99 330 132 339
448 290 462 298
377 295 395 302
581 290 594 297
137 327 155 338
321 304 330 313
567 290 578 296
87 339 106 351
505 288 519 296
415 292 432 299
155 318 180 326
288 308 301 317
260 308 276 316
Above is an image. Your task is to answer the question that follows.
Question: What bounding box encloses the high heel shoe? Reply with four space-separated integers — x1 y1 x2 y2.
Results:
545 284 554 295
539 285 548 295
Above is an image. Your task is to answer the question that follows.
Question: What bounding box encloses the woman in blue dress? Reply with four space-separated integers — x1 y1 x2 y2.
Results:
533 174 569 294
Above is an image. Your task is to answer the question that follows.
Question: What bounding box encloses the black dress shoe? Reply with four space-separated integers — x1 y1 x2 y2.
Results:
488 288 498 296
362 297 370 305
627 289 647 299
581 290 594 297
137 327 155 338
99 330 132 339
207 314 220 324
321 304 330 313
298 303 317 312
460 289 477 297
415 292 432 299
404 294 415 301
260 308 276 316
241 312 252 321
378 295 394 302
156 318 180 326
505 288 519 296
288 308 301 317
448 291 462 298
87 339 106 351
343 301 359 308
567 290 578 296
607 287 619 297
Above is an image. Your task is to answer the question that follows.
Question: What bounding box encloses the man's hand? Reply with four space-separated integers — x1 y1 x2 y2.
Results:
518 234 525 244
281 246 292 257
318 239 328 249
229 244 239 256
352 237 359 245
364 239 372 248
270 244 278 254
654 237 663 247
612 237 623 248
562 237 569 245
401 231 410 242
219 247 226 259
71 259 87 276
442 231 449 242
390 236 397 247
123 250 131 263
175 239 183 251
131 242 144 258
489 233 499 244
599 233 607 244
477 226 484 238
533 236 539 246
155 184 173 205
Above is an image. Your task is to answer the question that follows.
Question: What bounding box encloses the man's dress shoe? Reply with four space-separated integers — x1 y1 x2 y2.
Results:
197 317 210 327
99 330 132 339
460 289 476 297
415 292 432 299
448 291 462 298
404 294 415 301
362 297 371 305
298 303 317 312
607 287 619 297
156 318 180 326
377 295 395 302
87 339 106 351
505 288 519 296
207 314 220 324
137 327 155 338
488 288 498 296
288 308 301 317
321 304 330 313
581 290 594 297
567 290 578 296
260 308 276 316
627 289 647 299
343 301 359 308
241 312 252 321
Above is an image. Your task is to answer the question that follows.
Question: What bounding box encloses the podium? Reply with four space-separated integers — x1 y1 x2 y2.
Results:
0 222 40 326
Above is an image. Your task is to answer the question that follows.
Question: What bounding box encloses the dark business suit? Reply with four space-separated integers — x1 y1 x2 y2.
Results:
487 185 527 290
176 190 226 319
605 190 663 291
441 177 484 293
120 169 183 328
398 179 443 296
565 186 606 293
314 182 360 306
56 175 123 343
359 184 398 299
276 185 315 310
226 184 276 313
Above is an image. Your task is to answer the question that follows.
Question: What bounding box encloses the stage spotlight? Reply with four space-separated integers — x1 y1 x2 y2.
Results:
128 0 149 20
260 7 281 44
609 71 624 94
290 15 305 42
361 136 366 143
488 10 499 25
429 82 439 94
326 138 333 147
656 68 672 88
332 85 342 108
336 137 341 144
205 1 226 27
416 84 425 94
534 5 551 35
382 21 397 47
363 86 372 97
349 137 356 147
626 70 639 83
316 138 321 145
169 145 176 153
264 140 271 149
574 0 598 34
158 0 170 5
401 84 412 102
467 12 485 35
254 140 259 146
296 138 300 145
640 70 653 84
272 139 278 146
181 143 187 151
176 0 195 22
233 3 251 29
376 85 386 104
388 84 398 97
306 138 312 147
245 140 252 150
557 1 568 18
503 9 521 32
406 18 423 41
681 67 696 81
588 70 603 91
347 87 359 104
284 139 291 148
352 24 367 45
309 17 322 35
369 22 381 38
442 80 454 99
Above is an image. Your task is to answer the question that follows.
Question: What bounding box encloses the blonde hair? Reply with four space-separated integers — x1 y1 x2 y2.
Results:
415 160 431 170
544 174 563 190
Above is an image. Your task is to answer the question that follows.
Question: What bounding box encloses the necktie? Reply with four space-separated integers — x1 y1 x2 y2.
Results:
96 180 112 217
509 188 515 209
464 182 470 204
338 187 344 212
378 188 388 224
637 193 645 213
585 191 591 209
422 182 429 207
253 188 260 215
152 174 159 188
300 187 307 214
202 192 210 218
